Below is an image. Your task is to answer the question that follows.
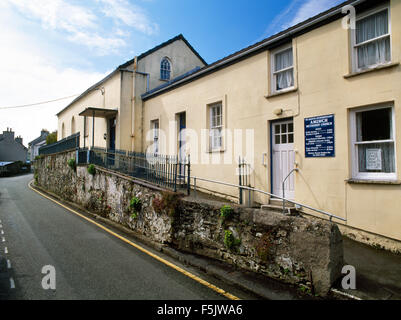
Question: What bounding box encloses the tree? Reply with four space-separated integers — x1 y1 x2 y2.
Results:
46 131 57 145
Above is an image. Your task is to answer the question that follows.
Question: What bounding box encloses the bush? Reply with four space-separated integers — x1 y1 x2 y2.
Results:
46 131 57 145
67 158 76 170
129 197 142 214
87 164 96 175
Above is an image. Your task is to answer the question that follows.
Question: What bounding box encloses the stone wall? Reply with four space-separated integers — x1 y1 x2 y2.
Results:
35 151 343 296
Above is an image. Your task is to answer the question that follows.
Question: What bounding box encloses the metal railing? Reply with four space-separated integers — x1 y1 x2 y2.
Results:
282 168 299 214
191 175 346 222
39 133 80 155
86 147 190 192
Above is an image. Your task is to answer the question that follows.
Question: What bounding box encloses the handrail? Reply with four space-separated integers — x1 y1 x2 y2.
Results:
282 168 299 214
190 175 346 222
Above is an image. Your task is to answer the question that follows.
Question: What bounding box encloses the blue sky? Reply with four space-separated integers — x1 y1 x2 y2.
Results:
0 0 344 144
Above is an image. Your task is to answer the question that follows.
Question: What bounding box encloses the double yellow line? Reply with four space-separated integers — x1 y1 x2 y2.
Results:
28 181 240 300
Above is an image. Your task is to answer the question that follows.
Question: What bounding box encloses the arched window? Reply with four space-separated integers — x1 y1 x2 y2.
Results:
71 116 76 134
61 123 65 139
160 57 171 81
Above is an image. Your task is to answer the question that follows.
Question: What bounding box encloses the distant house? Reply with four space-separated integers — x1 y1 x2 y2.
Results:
0 161 22 176
28 129 49 161
0 128 27 162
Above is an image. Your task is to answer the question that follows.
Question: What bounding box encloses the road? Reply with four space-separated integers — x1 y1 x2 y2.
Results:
0 173 255 300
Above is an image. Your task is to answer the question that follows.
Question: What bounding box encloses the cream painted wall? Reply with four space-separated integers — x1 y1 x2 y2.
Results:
143 0 401 241
137 39 205 90
57 72 121 149
58 37 206 154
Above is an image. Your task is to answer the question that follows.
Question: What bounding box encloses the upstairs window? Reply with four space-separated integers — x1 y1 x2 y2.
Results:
160 57 171 81
353 7 391 71
271 45 294 93
209 103 223 151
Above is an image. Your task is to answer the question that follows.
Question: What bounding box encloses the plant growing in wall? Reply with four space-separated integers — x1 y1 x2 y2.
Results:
67 158 76 171
224 230 241 251
87 164 96 175
129 196 142 219
152 191 182 219
220 205 234 222
34 173 38 185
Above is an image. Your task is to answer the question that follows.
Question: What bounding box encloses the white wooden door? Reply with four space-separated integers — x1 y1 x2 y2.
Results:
272 120 295 199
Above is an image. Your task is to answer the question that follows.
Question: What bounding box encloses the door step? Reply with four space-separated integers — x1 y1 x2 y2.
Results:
261 204 297 214
261 198 297 214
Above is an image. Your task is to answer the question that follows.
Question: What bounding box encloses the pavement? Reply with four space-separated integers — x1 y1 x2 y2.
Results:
333 236 401 300
1 173 400 300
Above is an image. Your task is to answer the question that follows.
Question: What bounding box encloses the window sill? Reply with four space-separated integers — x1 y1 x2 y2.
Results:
344 62 400 79
206 149 225 154
265 87 298 99
346 178 401 185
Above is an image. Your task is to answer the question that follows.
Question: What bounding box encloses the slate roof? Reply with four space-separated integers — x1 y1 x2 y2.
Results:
56 34 206 116
141 0 378 100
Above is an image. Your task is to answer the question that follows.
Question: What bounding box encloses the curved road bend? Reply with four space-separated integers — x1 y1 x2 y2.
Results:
0 173 257 300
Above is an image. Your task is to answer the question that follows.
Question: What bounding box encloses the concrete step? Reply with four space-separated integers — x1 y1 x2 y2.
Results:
261 204 298 214
269 198 295 208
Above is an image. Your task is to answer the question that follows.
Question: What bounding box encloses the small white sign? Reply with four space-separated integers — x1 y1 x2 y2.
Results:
366 149 382 171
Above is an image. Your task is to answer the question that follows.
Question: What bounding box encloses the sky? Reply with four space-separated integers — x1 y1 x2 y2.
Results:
0 0 345 146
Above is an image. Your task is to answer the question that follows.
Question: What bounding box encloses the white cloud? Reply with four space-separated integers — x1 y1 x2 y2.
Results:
0 6 107 145
263 0 344 39
285 0 344 28
99 0 159 35
5 0 159 55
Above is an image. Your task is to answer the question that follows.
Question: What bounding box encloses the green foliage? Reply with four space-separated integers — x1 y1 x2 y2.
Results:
46 131 57 145
130 212 138 220
67 158 76 170
34 173 38 185
152 191 182 218
129 197 142 214
34 155 44 161
224 230 241 250
87 164 96 175
220 205 234 221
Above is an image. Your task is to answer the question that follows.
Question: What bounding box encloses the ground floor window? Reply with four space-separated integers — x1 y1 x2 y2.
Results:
151 119 159 154
350 104 396 180
209 102 223 151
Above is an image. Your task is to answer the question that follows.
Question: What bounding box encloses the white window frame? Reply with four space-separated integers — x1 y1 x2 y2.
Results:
151 119 159 154
209 102 223 151
270 43 294 94
350 104 397 181
160 57 171 81
351 4 392 73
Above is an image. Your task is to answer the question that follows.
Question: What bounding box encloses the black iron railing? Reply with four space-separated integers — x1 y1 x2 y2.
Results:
39 133 80 155
86 147 190 192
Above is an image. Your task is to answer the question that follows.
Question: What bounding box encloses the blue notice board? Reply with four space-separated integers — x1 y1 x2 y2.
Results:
304 114 335 158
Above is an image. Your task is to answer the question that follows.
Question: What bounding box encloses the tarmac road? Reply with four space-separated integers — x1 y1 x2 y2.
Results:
0 173 256 300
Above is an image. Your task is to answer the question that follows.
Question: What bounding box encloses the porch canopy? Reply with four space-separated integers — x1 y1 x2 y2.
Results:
79 107 118 148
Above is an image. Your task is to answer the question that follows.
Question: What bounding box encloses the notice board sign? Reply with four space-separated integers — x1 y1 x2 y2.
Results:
366 148 382 171
305 114 335 158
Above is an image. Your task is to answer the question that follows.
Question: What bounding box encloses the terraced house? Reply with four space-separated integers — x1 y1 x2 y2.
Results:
57 0 401 250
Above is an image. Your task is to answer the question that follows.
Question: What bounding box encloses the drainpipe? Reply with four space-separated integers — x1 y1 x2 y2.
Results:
135 71 150 93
